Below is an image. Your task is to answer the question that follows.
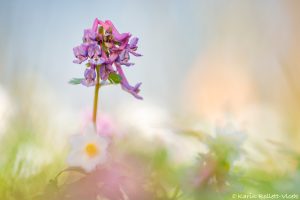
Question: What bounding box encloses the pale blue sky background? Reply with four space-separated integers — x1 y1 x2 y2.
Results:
0 0 293 114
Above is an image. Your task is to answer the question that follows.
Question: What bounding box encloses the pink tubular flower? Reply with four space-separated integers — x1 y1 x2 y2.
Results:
71 18 143 99
116 65 143 100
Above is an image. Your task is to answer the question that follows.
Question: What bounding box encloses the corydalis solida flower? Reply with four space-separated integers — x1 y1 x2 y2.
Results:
72 19 143 99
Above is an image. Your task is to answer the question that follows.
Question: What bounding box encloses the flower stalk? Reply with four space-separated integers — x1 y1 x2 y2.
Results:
93 65 101 126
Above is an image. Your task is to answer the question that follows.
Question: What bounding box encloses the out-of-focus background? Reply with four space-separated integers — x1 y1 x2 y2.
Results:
0 0 300 199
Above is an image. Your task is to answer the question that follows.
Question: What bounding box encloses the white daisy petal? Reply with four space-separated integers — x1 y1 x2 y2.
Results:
67 131 109 172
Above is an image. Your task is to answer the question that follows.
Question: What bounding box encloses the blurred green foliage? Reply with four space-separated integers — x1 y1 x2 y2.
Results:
0 115 299 200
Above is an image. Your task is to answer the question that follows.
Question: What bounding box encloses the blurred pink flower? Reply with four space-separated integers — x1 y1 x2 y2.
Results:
62 156 153 200
81 109 119 138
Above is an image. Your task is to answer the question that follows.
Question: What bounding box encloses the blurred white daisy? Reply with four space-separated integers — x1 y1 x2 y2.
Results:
67 128 109 172
12 144 53 178
0 85 13 138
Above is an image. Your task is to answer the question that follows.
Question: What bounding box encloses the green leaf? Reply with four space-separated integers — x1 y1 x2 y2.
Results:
108 73 122 84
69 78 83 85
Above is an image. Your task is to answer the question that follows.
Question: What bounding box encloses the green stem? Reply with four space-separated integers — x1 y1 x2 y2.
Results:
53 167 88 186
93 65 101 127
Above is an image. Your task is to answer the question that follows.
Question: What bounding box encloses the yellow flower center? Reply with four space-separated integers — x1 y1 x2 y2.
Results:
85 143 99 157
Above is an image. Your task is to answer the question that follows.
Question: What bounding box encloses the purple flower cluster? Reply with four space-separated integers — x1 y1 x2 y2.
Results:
73 19 142 99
